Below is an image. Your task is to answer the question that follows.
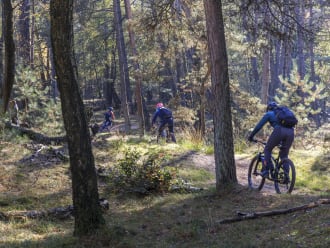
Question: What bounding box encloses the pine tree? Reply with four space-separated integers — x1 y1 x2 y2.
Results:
275 62 327 131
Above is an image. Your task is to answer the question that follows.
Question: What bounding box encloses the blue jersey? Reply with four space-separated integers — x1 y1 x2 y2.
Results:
152 107 172 124
250 111 280 137
104 111 113 121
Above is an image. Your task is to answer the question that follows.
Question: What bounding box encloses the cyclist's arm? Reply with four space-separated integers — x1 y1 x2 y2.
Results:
151 110 159 125
250 113 270 137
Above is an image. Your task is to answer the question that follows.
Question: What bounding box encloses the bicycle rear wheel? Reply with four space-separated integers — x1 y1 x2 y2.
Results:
248 154 265 191
274 159 296 194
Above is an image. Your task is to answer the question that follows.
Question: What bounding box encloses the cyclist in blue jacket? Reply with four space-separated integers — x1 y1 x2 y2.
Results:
152 103 176 143
99 107 115 132
248 102 294 183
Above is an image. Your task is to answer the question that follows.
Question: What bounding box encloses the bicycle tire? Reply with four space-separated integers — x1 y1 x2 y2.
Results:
248 154 265 191
274 159 296 194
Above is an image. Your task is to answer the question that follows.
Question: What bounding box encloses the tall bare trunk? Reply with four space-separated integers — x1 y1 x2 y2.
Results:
30 0 35 67
114 0 131 132
124 0 145 136
0 3 4 91
17 0 30 65
50 0 104 236
295 0 306 79
2 0 15 113
261 46 270 103
260 7 270 104
203 0 237 190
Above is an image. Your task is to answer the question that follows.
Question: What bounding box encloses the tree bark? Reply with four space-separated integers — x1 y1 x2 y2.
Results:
124 0 145 136
50 0 104 236
260 7 270 104
113 0 131 132
295 0 306 79
203 0 237 190
0 3 4 89
261 46 270 103
17 0 30 65
2 0 15 113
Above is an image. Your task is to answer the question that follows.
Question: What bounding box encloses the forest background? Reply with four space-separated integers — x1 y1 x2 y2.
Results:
0 0 329 247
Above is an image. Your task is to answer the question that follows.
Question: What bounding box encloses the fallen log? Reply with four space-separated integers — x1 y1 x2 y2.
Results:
218 198 330 224
0 199 109 221
5 122 67 145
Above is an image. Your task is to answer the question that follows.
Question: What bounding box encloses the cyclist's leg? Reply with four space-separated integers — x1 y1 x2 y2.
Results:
264 127 282 177
99 121 107 132
104 121 111 131
108 120 113 130
279 127 295 181
158 122 166 138
167 118 176 143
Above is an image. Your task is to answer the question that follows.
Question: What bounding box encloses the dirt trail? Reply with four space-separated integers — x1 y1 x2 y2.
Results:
178 152 275 194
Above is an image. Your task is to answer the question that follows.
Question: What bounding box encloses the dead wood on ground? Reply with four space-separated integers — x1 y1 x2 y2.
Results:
218 198 330 224
5 122 67 145
0 199 109 221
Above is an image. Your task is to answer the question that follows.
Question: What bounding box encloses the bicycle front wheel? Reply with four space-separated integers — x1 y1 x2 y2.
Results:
274 159 296 194
248 154 265 191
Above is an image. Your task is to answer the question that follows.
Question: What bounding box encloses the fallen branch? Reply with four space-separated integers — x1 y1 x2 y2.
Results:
218 198 330 224
0 199 109 221
5 122 67 145
20 143 69 164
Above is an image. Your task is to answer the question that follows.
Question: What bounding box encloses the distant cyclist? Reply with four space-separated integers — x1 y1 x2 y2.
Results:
152 102 176 143
248 102 295 183
99 107 115 132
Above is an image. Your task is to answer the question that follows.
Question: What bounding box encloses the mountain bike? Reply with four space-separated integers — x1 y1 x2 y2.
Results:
248 140 296 194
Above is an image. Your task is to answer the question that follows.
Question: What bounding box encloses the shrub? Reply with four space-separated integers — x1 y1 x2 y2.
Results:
108 149 177 195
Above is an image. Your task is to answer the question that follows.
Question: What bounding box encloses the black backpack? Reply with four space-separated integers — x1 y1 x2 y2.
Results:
275 106 298 128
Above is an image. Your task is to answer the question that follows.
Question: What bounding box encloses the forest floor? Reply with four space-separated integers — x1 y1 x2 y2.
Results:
0 122 329 248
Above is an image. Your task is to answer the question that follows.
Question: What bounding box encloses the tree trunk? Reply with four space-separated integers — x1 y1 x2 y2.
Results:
30 0 35 67
307 0 321 127
113 0 131 132
279 2 292 81
50 0 104 236
103 63 113 107
203 0 237 190
260 7 270 104
295 0 306 79
17 0 30 65
261 48 270 104
124 0 145 136
0 3 3 91
2 0 15 113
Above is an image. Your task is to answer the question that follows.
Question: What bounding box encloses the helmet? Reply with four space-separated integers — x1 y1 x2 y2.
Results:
267 102 278 111
108 107 113 111
156 103 164 108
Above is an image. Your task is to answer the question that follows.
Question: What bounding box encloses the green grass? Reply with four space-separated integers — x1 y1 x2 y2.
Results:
291 149 330 194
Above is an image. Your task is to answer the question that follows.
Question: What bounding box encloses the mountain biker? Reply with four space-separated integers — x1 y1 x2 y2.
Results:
152 102 176 143
248 102 294 183
99 107 115 132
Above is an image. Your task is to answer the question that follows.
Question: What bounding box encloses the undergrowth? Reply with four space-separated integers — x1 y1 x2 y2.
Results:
107 148 177 195
1 122 330 248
